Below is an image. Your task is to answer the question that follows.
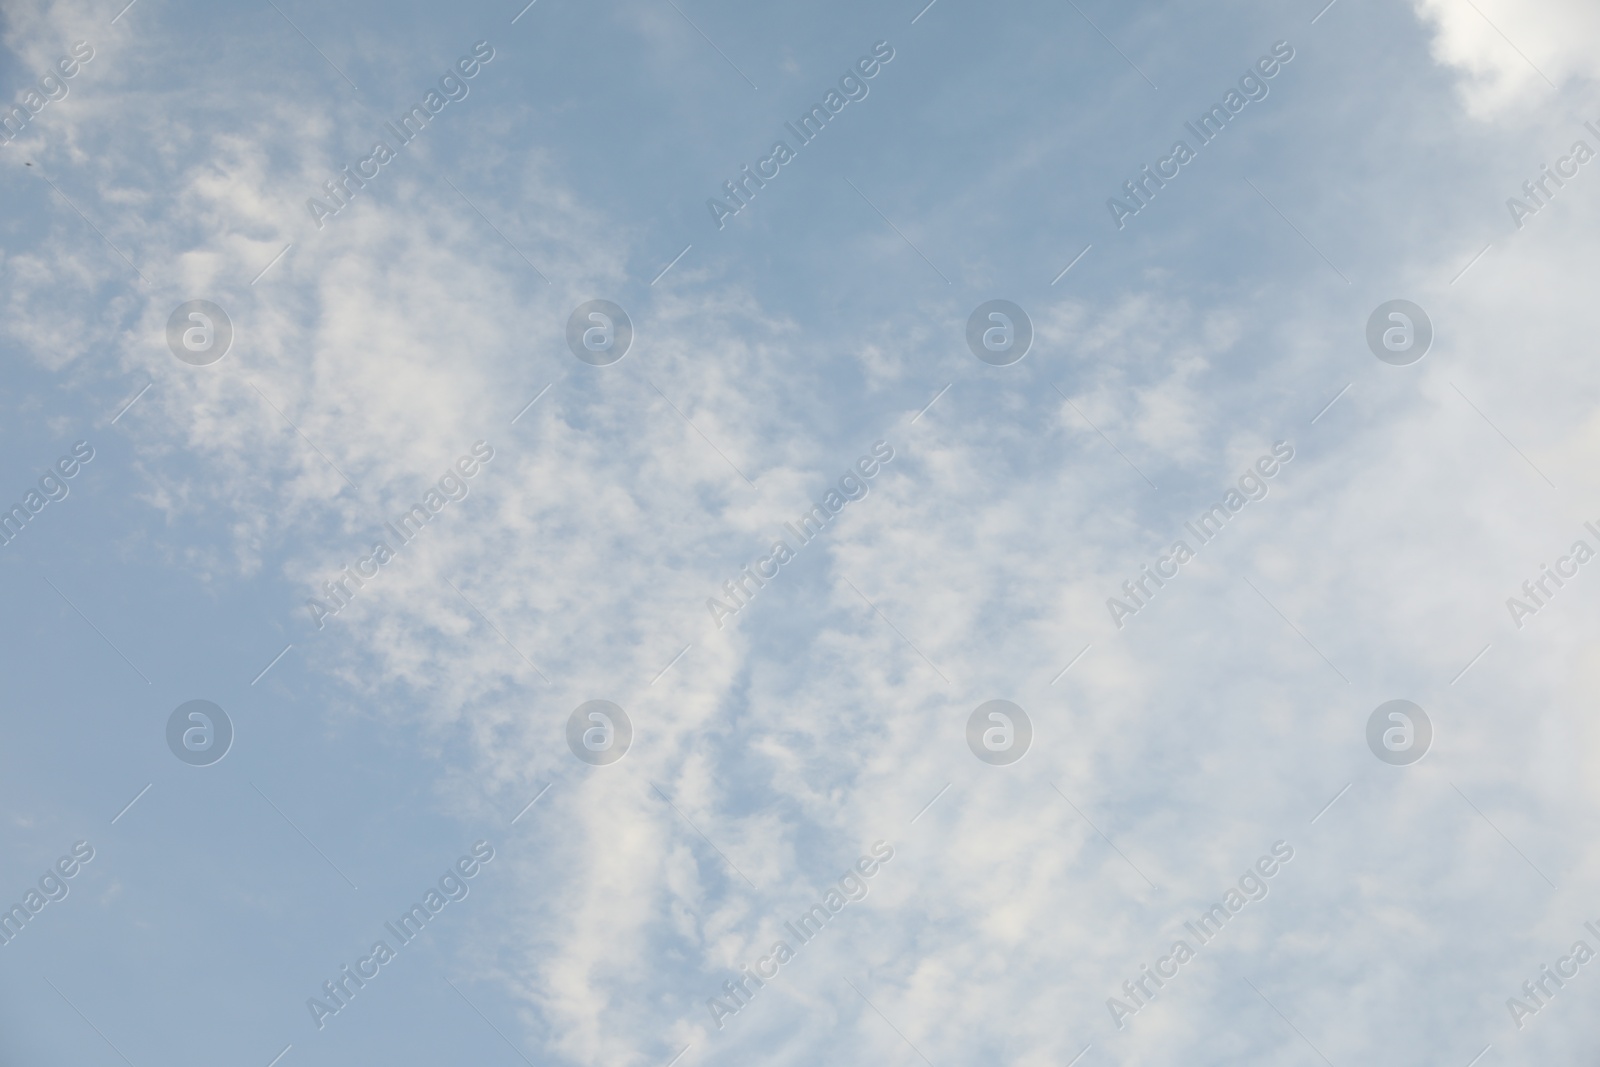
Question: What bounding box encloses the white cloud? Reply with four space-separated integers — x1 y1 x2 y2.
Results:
1412 0 1599 118
7 0 1600 1063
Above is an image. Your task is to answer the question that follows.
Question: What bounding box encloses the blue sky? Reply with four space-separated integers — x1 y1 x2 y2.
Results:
4 0 1600 1064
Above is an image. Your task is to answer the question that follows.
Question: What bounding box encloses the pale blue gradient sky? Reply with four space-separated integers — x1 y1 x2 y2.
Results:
3 0 1600 1065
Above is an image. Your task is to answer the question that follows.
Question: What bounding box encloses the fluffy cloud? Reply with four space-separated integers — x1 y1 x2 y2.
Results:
1412 0 1600 117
